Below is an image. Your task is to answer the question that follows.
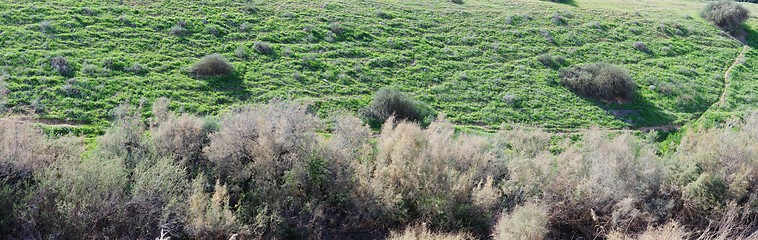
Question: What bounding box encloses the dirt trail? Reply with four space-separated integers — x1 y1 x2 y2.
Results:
717 45 750 107
0 115 84 128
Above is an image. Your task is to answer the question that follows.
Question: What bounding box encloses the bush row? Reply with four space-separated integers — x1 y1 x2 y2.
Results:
2 101 757 239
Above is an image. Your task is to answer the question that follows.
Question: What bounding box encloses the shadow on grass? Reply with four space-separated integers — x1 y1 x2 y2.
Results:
744 23 757 48
200 72 251 102
589 94 676 128
547 0 577 7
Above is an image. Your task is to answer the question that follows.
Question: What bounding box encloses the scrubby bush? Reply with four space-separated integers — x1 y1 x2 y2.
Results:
190 54 234 77
492 203 548 240
352 117 503 232
700 0 750 36
169 25 188 36
672 114 758 224
633 41 650 53
363 88 435 127
126 62 147 75
537 54 567 68
253 41 273 54
551 12 565 25
153 112 208 171
508 130 665 238
186 176 237 239
51 56 71 76
389 225 473 240
539 29 554 43
234 46 247 59
38 20 52 32
559 63 636 102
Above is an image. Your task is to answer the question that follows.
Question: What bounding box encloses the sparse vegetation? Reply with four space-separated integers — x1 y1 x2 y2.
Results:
559 63 637 102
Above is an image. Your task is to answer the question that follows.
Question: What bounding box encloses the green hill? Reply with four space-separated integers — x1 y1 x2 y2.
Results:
0 0 753 133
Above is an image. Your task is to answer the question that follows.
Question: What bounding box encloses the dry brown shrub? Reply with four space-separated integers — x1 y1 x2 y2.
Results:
153 113 208 169
492 203 549 240
353 116 501 230
388 224 473 240
187 176 237 239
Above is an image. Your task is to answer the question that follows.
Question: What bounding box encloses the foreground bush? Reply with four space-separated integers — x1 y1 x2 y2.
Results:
363 88 435 127
700 0 750 36
190 54 234 77
4 104 758 239
559 63 636 102
492 203 548 240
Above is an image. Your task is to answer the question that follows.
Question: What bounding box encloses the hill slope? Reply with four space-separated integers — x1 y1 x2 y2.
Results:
0 0 749 133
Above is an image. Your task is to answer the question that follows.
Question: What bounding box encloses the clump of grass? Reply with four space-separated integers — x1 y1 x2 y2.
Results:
362 88 435 127
126 62 147 75
700 0 750 36
234 46 247 59
39 20 52 32
551 12 565 25
633 41 650 53
169 25 188 37
540 29 555 44
253 41 273 54
537 54 567 68
189 54 234 77
51 56 72 76
559 63 636 102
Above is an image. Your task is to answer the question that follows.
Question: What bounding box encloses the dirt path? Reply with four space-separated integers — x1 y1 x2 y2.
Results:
717 45 750 107
0 115 84 128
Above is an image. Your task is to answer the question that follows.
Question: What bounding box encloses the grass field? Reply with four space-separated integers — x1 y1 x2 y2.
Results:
0 0 751 134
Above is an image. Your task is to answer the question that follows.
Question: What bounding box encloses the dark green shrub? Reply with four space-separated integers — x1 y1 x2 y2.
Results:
190 54 234 77
700 0 750 36
559 63 636 102
363 88 435 127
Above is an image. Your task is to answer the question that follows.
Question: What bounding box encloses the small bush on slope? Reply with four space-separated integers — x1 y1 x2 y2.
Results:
701 0 750 36
363 88 435 128
559 63 637 102
190 54 234 77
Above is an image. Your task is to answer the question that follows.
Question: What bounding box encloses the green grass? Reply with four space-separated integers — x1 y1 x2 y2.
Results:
0 0 749 134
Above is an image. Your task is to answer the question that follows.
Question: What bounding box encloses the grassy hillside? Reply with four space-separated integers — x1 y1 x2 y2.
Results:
0 0 748 134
